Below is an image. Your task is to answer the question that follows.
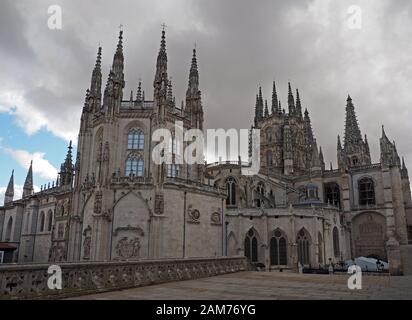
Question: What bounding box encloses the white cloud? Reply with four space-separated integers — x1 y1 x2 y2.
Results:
3 147 58 180
0 184 40 205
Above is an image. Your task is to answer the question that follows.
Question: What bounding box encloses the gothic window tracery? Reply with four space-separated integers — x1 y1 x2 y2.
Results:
39 211 45 232
47 210 53 232
358 177 375 206
127 128 145 150
167 164 180 178
244 228 259 262
297 228 311 265
324 182 341 208
226 177 237 206
125 156 143 176
255 183 265 208
270 229 287 266
318 232 323 264
333 227 340 258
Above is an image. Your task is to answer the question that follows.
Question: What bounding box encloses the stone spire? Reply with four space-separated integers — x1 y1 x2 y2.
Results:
364 134 370 155
186 48 199 96
337 135 342 150
303 108 314 144
4 170 14 205
89 46 102 113
287 82 295 115
271 81 278 114
112 30 125 84
319 146 325 171
264 99 269 117
341 95 371 167
401 157 409 179
344 95 362 148
154 27 169 122
23 161 33 198
311 139 321 170
154 27 168 93
60 141 74 187
136 81 143 103
185 47 203 130
380 125 401 167
278 100 282 115
295 89 303 119
254 87 264 124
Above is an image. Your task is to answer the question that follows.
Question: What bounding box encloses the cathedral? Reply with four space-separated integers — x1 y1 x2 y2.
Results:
0 29 411 275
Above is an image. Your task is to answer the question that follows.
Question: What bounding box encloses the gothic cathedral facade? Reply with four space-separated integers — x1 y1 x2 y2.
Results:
1 29 411 275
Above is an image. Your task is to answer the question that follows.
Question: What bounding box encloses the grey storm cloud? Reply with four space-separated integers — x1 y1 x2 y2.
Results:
0 0 411 170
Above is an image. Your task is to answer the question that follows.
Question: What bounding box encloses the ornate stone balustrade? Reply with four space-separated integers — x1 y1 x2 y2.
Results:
0 256 248 300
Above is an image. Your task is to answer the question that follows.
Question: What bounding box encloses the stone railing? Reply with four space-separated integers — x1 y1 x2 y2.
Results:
0 256 248 300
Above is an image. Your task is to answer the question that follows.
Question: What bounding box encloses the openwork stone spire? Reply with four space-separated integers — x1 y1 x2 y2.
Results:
271 81 278 114
112 30 124 83
344 95 362 148
295 89 302 119
89 46 102 112
154 28 168 90
287 82 295 115
185 47 203 129
60 141 74 186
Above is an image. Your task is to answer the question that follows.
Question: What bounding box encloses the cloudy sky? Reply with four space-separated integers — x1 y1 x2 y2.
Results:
0 0 411 202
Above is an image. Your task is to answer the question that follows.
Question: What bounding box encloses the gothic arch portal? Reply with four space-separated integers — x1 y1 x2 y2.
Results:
352 211 387 261
111 191 151 261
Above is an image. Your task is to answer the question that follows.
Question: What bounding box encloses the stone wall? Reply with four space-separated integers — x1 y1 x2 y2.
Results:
0 256 248 300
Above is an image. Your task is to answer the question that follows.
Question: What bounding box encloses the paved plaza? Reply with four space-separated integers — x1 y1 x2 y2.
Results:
69 271 412 300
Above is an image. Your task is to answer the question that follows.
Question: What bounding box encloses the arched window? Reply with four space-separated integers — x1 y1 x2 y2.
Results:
358 177 375 206
318 232 323 264
39 211 45 232
266 150 273 167
5 217 13 241
125 157 143 176
333 227 340 258
266 128 272 142
324 182 341 208
244 228 259 262
168 136 181 156
226 177 237 206
270 229 287 266
166 164 179 178
127 128 144 150
47 210 53 232
256 183 265 208
297 228 311 265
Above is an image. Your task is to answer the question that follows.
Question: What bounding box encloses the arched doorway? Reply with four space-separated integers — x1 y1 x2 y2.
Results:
352 212 387 261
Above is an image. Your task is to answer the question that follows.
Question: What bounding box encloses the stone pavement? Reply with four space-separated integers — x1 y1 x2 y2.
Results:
69 271 412 300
